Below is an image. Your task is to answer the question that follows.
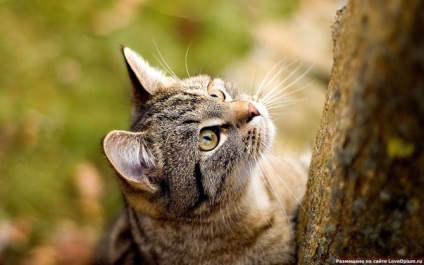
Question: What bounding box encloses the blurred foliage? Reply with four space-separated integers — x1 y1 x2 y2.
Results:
0 0 298 263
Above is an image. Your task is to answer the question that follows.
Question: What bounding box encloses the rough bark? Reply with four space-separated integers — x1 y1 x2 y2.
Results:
297 0 424 263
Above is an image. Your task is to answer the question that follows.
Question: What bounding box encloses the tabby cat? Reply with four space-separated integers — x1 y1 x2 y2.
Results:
94 47 308 265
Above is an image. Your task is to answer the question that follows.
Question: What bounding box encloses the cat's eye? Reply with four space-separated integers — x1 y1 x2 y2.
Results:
208 88 225 102
198 128 219 151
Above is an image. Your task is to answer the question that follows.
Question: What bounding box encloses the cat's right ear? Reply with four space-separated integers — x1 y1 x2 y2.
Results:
121 47 173 96
103 130 158 193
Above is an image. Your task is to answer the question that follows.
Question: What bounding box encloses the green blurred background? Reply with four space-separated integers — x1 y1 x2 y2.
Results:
0 0 338 263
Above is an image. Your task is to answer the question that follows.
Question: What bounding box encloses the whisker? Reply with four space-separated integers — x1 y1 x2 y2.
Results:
250 61 262 98
254 59 287 99
152 40 181 81
263 82 312 109
185 43 193 78
152 54 178 80
258 60 299 101
257 163 295 237
261 65 313 107
266 103 298 111
250 162 272 226
260 62 304 105
264 96 300 106
261 154 307 214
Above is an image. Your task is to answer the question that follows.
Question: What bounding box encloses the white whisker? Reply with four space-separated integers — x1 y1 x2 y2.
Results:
261 65 313 107
263 82 311 109
257 163 295 237
254 59 286 99
260 62 304 105
152 40 181 81
257 60 299 101
185 43 192 78
152 54 177 80
250 162 272 226
250 62 262 97
264 96 300 107
261 155 307 214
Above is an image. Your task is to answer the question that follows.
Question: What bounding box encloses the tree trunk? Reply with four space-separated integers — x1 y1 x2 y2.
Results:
296 0 424 263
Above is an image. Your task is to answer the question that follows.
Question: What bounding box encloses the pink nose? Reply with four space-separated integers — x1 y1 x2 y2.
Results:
247 102 259 121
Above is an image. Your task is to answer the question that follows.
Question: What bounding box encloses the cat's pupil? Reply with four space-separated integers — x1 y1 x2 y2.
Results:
210 94 219 98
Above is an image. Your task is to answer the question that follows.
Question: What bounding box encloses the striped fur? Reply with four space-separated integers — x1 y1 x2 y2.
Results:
95 47 307 265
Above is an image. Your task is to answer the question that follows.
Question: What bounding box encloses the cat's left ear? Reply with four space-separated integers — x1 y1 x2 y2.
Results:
122 47 173 96
103 130 158 193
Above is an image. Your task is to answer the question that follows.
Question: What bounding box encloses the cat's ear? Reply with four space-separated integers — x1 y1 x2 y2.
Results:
103 130 158 193
121 46 173 96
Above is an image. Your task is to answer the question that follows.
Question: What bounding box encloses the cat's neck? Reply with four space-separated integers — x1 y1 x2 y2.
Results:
127 154 305 235
125 160 298 263
129 171 280 235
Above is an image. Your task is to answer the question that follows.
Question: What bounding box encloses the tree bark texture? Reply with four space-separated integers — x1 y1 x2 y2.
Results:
297 0 424 263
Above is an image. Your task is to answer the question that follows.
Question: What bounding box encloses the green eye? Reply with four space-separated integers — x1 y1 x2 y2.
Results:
199 129 219 151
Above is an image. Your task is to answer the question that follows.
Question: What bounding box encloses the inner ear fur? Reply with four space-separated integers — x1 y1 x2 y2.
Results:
103 130 157 193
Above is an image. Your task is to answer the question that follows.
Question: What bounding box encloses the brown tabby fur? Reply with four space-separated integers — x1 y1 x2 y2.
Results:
93 47 308 265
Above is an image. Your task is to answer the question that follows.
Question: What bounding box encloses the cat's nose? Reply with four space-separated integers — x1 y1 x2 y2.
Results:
228 101 260 124
247 102 259 122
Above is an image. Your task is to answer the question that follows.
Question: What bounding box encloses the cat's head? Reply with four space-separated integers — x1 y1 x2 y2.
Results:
103 47 275 219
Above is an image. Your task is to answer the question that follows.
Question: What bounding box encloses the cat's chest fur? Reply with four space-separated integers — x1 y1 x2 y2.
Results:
94 47 308 265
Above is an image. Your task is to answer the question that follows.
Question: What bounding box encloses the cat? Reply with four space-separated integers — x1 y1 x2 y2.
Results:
93 47 308 265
